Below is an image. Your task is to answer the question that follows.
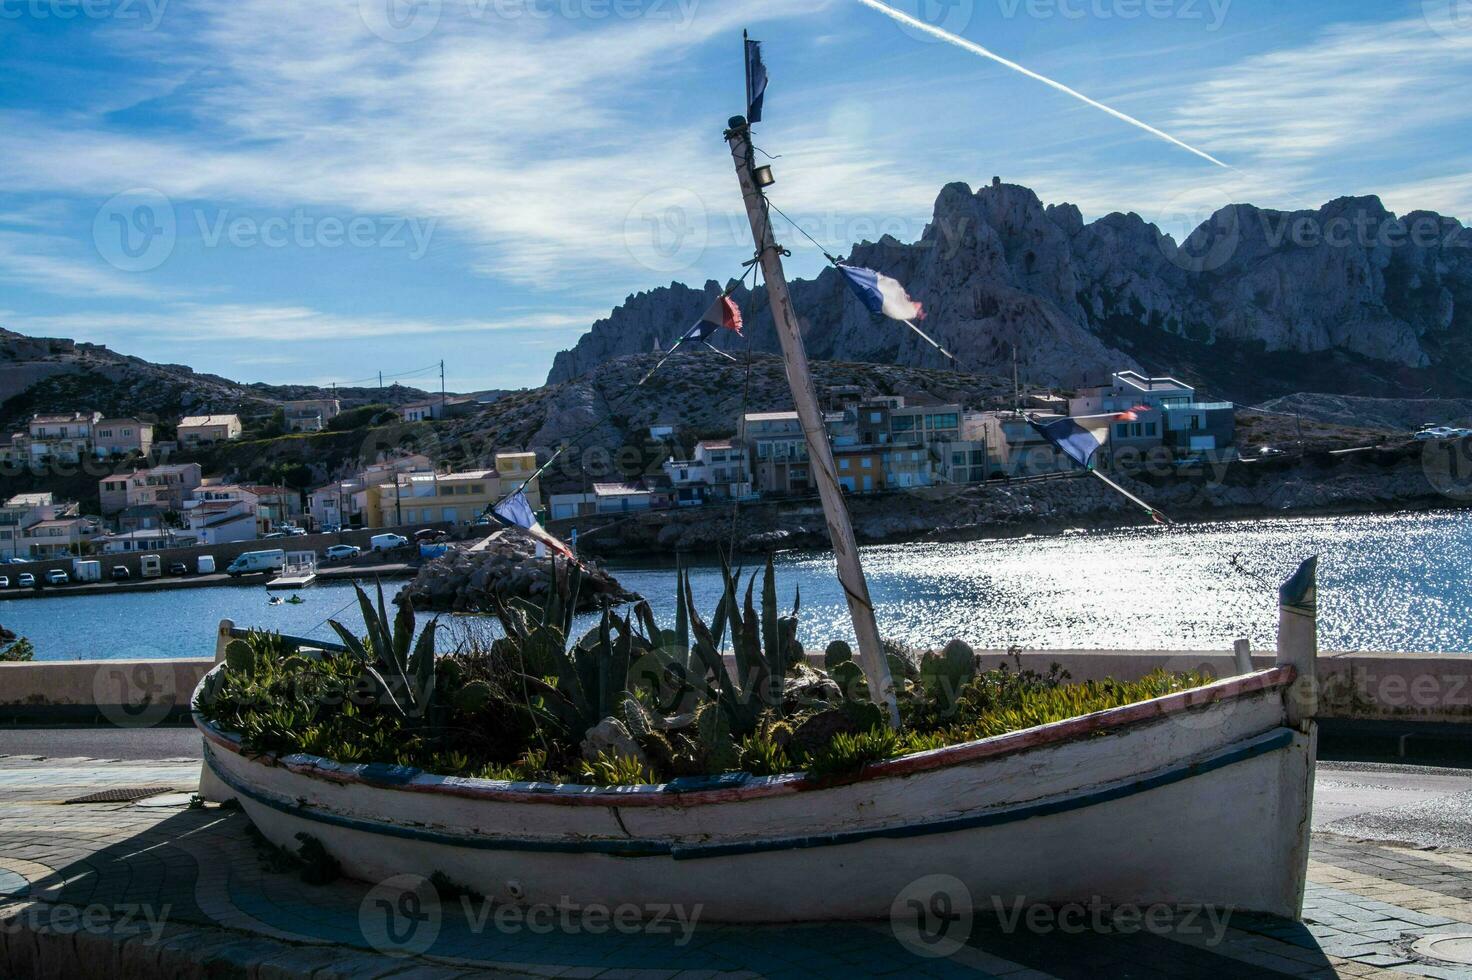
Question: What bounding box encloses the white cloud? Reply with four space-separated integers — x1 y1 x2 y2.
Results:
0 0 868 292
0 230 171 300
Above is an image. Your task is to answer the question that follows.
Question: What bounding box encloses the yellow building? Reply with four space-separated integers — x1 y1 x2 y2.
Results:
494 452 541 508
369 453 542 528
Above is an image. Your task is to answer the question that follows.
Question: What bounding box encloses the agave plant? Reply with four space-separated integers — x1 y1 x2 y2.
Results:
684 555 801 738
492 560 656 742
329 581 437 720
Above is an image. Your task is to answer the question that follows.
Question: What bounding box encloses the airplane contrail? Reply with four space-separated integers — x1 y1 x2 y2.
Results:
855 0 1230 169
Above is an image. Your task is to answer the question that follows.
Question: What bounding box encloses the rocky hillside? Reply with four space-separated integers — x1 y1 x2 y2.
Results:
0 329 434 430
1254 393 1472 432
549 181 1472 403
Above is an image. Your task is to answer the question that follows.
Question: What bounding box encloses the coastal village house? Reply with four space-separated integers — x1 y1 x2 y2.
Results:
98 528 199 554
0 492 78 560
93 417 155 457
22 412 100 464
99 463 204 516
182 484 260 545
177 414 243 447
307 453 433 530
382 470 497 526
374 455 541 528
281 399 340 433
1069 371 1235 459
662 439 753 505
399 397 479 423
19 516 100 559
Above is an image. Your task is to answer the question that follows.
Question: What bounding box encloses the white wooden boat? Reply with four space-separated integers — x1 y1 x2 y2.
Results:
194 637 1318 922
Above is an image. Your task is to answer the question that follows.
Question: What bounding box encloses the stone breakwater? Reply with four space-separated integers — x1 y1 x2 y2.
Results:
398 529 633 613
572 444 1462 556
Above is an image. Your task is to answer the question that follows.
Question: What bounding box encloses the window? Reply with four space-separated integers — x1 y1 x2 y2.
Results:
930 413 958 430
839 458 850 470
1115 423 1130 437
1145 422 1157 436
869 411 882 423
891 416 916 432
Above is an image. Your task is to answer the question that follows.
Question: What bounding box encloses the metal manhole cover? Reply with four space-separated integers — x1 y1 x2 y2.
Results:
1413 934 1472 965
64 786 178 804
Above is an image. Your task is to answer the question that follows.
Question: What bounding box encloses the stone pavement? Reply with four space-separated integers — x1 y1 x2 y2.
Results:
2 754 1472 978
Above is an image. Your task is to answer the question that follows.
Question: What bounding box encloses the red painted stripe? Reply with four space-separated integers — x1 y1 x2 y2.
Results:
196 666 1295 808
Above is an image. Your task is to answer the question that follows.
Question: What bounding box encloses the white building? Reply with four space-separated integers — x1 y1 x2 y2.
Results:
662 439 753 504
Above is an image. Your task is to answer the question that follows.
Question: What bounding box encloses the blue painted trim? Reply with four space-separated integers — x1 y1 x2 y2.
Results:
673 728 1295 860
206 750 674 857
207 728 1296 861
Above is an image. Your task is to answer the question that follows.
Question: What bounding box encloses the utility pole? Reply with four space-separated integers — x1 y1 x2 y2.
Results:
440 359 446 417
1012 344 1020 416
725 115 898 728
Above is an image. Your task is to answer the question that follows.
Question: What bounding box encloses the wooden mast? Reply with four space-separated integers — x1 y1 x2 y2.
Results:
724 115 899 727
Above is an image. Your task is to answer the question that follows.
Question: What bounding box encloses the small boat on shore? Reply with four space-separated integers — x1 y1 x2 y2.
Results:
194 556 1321 922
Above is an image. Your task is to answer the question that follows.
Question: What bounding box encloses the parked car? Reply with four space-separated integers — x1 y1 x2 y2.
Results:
18 573 35 587
111 565 131 580
1415 426 1459 441
414 528 448 543
324 544 361 562
46 569 69 585
320 524 341 534
0 576 9 589
369 533 409 553
6 557 27 565
168 561 189 576
262 531 288 539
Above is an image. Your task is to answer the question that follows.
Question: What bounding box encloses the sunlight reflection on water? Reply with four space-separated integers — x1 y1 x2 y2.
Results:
8 511 1470 660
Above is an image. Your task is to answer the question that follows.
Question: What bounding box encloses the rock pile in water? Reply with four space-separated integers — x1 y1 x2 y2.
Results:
398 529 633 613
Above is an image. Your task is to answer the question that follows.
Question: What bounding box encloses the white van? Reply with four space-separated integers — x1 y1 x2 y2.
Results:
140 554 163 579
198 555 217 575
226 549 287 577
369 533 408 553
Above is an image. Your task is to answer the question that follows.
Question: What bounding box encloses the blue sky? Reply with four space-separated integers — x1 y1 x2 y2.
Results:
1 0 1470 392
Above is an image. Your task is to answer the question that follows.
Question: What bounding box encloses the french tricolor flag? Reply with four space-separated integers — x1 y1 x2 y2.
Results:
838 264 925 322
681 294 743 344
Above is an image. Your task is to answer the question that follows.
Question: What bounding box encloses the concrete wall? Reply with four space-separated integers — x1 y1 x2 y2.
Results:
4 646 1471 725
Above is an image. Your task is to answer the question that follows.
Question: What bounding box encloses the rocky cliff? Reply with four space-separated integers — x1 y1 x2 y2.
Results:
549 182 1472 402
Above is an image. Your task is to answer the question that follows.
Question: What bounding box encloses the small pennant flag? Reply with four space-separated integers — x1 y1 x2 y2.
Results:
681 294 744 344
493 490 574 558
745 37 768 123
837 265 925 322
1029 415 1115 470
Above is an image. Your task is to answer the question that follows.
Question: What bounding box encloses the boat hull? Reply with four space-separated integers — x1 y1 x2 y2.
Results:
196 668 1314 922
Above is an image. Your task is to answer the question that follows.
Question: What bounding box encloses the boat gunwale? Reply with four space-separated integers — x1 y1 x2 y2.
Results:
193 664 1295 808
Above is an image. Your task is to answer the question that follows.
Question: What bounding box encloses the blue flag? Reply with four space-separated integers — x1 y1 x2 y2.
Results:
492 489 538 531
493 489 575 558
1029 415 1110 470
745 37 768 123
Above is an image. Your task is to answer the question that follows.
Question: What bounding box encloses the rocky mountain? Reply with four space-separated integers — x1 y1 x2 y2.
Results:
0 329 434 431
549 181 1472 403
